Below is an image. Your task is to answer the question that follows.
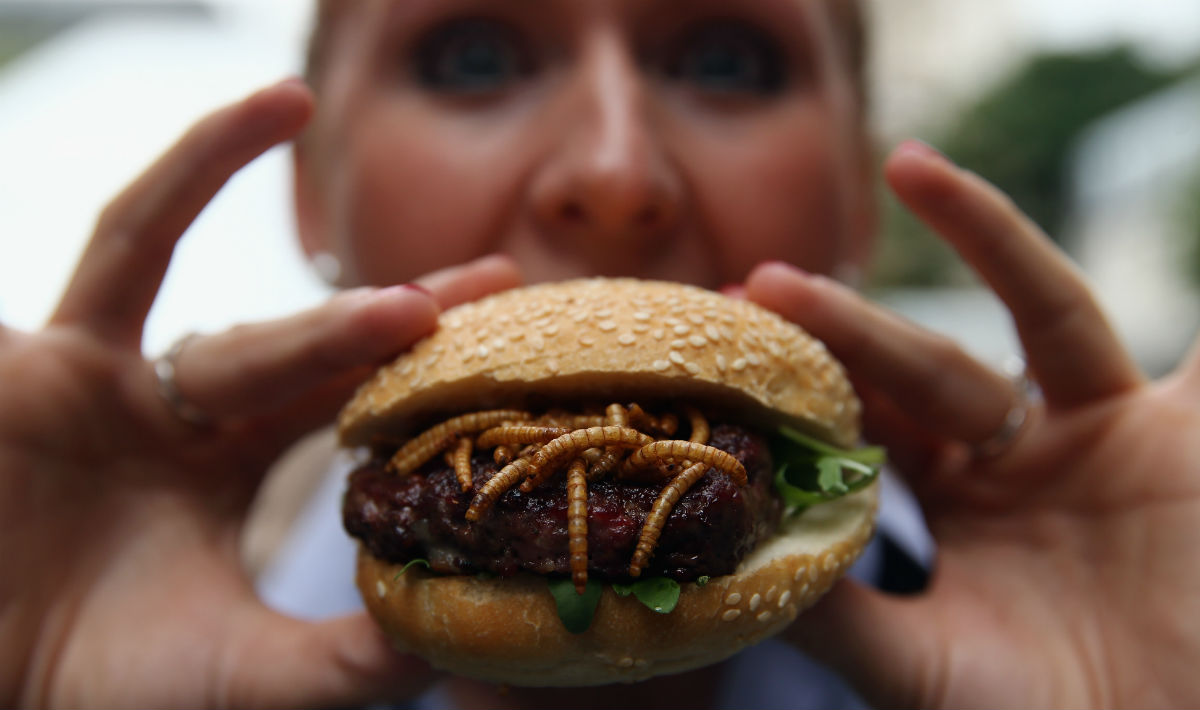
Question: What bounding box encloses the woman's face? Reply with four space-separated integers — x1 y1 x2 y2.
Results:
297 0 874 290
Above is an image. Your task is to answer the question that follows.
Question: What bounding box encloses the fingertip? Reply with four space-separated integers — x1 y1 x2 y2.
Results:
744 261 825 318
416 254 525 310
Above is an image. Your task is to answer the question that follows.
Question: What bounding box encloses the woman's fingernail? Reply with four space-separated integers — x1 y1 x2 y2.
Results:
402 283 434 298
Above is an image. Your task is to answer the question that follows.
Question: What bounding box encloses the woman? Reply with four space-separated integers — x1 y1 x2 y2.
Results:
3 0 1199 707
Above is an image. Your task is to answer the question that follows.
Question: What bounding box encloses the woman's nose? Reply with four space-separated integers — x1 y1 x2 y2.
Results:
530 38 682 245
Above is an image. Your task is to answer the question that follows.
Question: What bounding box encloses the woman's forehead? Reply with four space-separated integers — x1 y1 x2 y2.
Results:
347 0 830 33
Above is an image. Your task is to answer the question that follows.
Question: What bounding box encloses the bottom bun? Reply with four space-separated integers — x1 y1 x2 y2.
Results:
357 482 878 687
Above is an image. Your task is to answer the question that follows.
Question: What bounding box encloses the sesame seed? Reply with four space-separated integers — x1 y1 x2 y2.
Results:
399 361 414 375
732 358 749 372
618 333 637 346
668 351 686 366
652 359 670 371
530 337 545 351
543 325 560 337
757 611 773 623
598 320 617 332
424 355 439 368
671 339 689 350
715 354 727 371
618 657 634 668
673 324 691 336
376 580 387 598
651 329 666 340
632 323 650 334
765 586 777 602
688 335 708 348
546 359 560 373
778 591 792 608
579 335 596 347
705 325 721 341
477 345 489 359
722 609 742 622
749 593 762 611
808 567 819 583
633 311 651 321
684 362 701 375
725 592 742 605
492 338 506 351
687 312 706 325
595 308 613 319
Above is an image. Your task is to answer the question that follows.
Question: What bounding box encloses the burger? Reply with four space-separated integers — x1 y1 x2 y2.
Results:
339 278 881 686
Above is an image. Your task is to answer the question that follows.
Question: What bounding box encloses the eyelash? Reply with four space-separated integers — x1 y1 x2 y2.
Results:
409 17 788 98
412 18 533 94
660 20 788 96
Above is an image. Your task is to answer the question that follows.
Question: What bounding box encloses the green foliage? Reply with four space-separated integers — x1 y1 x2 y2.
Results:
1180 170 1200 287
874 45 1196 287
943 47 1186 240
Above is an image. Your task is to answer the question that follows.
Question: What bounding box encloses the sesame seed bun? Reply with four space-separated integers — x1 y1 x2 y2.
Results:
340 278 861 449
339 278 877 686
358 484 876 687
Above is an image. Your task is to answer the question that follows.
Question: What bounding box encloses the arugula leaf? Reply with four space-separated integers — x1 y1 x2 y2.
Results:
548 578 603 634
771 426 884 513
695 576 711 587
611 578 683 613
393 558 431 580
630 577 681 614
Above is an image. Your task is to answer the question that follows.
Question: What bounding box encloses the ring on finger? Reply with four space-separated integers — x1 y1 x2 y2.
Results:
973 355 1038 458
153 333 213 427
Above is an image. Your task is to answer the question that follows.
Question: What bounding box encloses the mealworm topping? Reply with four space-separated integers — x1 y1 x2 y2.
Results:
383 403 750 585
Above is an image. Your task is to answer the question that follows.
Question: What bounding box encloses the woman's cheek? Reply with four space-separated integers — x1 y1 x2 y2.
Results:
340 132 499 286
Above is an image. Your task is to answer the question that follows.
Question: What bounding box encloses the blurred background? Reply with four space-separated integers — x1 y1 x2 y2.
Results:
1 0 1198 375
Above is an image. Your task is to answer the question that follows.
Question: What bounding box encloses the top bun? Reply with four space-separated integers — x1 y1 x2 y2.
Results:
339 278 859 448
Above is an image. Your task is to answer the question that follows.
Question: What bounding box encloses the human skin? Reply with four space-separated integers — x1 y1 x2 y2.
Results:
3 0 1200 708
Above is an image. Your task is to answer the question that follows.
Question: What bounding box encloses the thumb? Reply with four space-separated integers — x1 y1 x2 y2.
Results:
222 610 436 708
785 579 938 709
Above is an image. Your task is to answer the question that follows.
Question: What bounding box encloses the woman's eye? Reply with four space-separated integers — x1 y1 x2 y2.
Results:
414 19 531 93
664 21 786 95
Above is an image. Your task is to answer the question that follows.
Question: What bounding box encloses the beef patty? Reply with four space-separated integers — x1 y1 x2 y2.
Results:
343 423 780 582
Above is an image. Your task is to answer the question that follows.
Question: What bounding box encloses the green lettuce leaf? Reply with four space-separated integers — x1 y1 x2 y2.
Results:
771 426 884 513
612 577 681 614
548 578 603 634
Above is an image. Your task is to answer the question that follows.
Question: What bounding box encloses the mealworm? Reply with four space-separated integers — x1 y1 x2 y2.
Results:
452 437 474 493
566 458 590 594
520 426 655 492
628 461 709 577
465 456 534 521
535 412 606 429
494 445 513 465
388 409 531 476
476 425 571 449
684 406 709 445
627 404 679 437
619 441 747 485
587 404 629 479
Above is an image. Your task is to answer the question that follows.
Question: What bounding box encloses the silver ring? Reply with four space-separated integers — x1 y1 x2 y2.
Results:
973 355 1038 458
153 333 212 427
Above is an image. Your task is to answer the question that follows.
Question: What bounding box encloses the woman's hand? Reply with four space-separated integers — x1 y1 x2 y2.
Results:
746 141 1200 709
0 80 521 708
